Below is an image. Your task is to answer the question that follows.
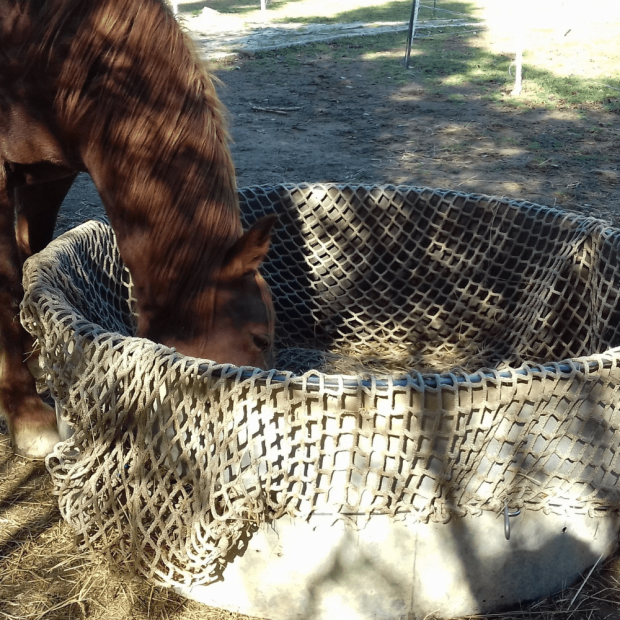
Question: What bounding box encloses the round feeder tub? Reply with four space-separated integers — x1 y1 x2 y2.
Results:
21 185 620 620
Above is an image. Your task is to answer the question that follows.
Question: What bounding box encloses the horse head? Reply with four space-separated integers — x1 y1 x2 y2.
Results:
158 214 278 370
208 214 278 369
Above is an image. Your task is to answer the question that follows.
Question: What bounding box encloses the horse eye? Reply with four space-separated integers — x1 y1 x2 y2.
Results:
252 334 270 352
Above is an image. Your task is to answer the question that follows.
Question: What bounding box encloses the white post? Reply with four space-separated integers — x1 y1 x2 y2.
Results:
511 46 523 96
511 21 524 96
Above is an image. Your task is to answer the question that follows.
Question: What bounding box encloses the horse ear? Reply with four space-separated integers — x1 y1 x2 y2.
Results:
222 214 278 276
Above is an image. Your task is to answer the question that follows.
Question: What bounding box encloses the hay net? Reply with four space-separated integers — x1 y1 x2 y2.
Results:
20 184 620 587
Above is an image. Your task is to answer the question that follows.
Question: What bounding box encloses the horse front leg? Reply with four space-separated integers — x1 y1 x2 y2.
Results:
15 173 78 381
15 173 77 259
0 166 67 457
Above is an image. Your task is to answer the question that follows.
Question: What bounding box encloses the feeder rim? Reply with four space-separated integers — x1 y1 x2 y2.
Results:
210 355 616 391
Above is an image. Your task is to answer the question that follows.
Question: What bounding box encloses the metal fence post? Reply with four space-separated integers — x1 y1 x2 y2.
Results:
404 0 421 68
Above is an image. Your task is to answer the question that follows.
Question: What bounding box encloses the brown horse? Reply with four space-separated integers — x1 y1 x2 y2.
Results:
0 0 277 458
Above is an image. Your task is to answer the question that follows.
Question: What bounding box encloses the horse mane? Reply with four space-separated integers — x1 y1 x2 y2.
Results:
24 0 242 336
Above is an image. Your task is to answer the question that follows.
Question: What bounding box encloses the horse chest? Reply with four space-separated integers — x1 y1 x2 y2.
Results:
0 102 70 171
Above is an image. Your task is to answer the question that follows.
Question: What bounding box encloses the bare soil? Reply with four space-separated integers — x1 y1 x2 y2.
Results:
56 37 620 233
216 43 620 224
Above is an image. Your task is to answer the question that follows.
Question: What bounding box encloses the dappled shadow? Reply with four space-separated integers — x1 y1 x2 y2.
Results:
186 0 478 55
209 505 616 618
28 2 620 617
0 435 220 619
2 0 261 366
270 0 418 25
280 528 411 620
401 34 620 112
0 451 68 617
209 19 620 614
185 0 477 24
214 14 619 220
231 182 620 617
268 0 478 25
237 183 620 374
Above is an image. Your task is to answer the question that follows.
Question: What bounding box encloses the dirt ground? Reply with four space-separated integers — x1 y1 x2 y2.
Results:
57 42 620 236
221 56 619 223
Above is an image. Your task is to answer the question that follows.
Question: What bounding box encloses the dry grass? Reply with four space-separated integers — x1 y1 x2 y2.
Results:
2 422 620 620
0 429 255 620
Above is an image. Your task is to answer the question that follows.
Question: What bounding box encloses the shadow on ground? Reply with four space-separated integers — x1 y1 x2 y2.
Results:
210 26 618 224
10 5 620 620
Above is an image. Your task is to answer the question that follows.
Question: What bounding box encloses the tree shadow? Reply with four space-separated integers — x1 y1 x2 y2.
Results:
233 183 620 615
214 18 618 223
194 0 477 23
22 2 620 616
239 183 620 374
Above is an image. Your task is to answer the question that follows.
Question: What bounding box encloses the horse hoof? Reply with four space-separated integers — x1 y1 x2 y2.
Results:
13 418 61 459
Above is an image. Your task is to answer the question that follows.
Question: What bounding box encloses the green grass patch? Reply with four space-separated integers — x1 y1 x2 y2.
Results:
243 21 620 113
511 68 620 111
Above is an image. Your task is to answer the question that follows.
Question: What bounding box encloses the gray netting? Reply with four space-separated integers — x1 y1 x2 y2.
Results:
20 184 620 587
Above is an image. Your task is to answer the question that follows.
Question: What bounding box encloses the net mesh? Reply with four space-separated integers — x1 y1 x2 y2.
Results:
20 184 620 587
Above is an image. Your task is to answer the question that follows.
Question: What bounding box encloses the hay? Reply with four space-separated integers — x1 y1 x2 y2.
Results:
1 430 619 620
0 430 253 619
0 456 252 620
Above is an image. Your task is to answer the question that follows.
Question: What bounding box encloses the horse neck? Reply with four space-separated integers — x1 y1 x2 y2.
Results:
99 166 242 346
48 0 243 341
